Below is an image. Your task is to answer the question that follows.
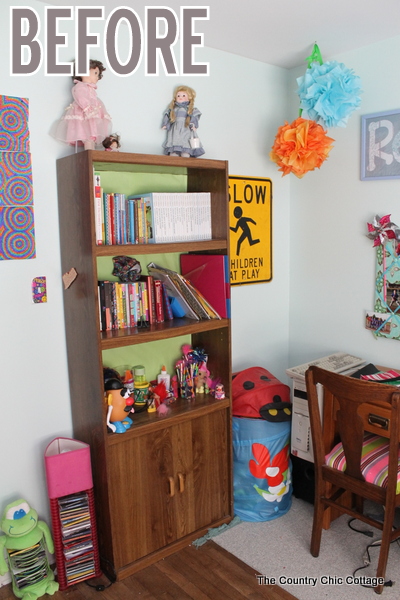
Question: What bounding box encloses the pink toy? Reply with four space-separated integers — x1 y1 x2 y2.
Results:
214 383 225 399
54 59 112 150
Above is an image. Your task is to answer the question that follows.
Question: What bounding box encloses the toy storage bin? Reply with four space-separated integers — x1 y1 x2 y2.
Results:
232 417 292 522
44 437 102 590
231 366 292 522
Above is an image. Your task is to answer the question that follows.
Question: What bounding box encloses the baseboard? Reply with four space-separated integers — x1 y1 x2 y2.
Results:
0 573 11 587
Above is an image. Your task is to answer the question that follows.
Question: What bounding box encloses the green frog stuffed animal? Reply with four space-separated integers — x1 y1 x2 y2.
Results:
0 499 59 599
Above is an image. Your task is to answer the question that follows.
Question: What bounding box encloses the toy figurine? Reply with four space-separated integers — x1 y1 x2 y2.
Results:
53 59 112 150
0 499 59 600
105 378 135 433
195 365 211 394
147 381 171 417
214 383 225 399
102 133 121 151
161 85 204 157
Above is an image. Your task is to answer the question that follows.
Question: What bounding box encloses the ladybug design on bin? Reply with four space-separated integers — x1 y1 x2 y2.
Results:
232 366 291 422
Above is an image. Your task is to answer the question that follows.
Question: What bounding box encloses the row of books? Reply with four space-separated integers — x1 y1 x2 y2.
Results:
99 254 231 330
98 275 173 331
58 492 96 585
93 172 212 246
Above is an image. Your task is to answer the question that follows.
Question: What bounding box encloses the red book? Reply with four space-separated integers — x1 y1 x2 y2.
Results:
153 279 165 323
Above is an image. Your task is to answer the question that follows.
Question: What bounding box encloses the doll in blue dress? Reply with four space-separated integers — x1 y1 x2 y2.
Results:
161 86 204 157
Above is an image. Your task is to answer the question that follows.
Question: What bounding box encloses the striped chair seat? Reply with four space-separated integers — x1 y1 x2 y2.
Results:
325 433 400 492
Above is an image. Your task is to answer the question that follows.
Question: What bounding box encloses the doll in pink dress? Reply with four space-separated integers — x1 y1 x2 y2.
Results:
54 59 112 150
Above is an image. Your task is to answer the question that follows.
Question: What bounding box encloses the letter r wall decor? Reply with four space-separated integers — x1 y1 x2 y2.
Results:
361 109 400 180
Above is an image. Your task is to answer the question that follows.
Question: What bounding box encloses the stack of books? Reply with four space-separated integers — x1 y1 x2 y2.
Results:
127 192 212 243
58 492 96 585
93 172 212 246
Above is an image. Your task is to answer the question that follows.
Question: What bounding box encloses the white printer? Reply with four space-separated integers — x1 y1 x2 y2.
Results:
286 353 365 463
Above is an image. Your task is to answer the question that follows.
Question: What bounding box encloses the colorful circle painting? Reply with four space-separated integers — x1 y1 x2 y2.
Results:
0 207 36 260
0 96 30 152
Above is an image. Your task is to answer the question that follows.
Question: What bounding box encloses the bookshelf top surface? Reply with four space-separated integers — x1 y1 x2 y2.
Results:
57 150 228 175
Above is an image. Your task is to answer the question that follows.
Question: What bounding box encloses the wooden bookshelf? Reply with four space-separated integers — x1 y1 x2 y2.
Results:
56 151 233 581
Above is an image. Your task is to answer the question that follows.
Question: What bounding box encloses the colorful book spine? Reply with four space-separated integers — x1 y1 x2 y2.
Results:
110 283 118 328
115 283 124 328
128 283 136 327
139 276 156 324
154 279 165 323
93 179 103 245
128 198 135 243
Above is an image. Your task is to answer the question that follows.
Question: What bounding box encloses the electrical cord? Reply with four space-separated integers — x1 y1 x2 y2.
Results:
84 556 116 592
85 580 113 592
352 539 396 589
348 518 400 590
348 517 373 537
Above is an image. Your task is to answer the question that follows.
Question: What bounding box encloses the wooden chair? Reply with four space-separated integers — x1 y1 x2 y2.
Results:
305 365 400 594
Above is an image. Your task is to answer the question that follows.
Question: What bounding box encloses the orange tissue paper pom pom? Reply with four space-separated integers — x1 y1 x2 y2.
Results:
270 117 334 178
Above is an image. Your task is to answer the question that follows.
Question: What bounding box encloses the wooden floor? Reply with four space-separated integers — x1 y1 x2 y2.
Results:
0 542 297 600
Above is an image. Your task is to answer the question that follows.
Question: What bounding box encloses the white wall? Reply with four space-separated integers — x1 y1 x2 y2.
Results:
288 36 400 369
0 0 290 531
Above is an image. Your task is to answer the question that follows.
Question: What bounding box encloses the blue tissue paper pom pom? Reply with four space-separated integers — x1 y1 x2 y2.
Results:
296 61 362 128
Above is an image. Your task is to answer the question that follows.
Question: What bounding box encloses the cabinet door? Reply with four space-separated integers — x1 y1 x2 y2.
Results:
107 426 182 568
107 407 230 570
188 408 231 531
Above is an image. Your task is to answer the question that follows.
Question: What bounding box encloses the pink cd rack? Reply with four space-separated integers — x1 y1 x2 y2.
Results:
44 438 102 590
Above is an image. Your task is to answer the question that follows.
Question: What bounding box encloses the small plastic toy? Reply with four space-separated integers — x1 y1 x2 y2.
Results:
214 383 225 399
195 364 211 394
53 59 112 150
147 381 170 416
0 499 59 600
105 378 135 433
161 85 204 157
102 133 121 151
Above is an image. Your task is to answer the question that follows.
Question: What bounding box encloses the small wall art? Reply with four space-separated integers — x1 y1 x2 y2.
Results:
361 109 400 180
0 95 36 260
366 215 400 340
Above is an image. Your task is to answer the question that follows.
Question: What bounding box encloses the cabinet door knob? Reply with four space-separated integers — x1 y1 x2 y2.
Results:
177 472 185 493
168 476 175 497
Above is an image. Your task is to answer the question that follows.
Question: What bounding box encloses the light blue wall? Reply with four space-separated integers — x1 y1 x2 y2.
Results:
288 36 400 369
0 0 290 537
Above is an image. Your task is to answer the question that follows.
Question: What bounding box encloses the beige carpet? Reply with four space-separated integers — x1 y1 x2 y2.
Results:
213 497 400 599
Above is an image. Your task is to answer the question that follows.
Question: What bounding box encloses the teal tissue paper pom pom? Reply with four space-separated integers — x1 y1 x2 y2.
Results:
296 61 362 128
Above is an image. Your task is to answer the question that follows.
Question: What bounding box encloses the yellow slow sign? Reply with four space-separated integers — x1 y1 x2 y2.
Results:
228 176 272 285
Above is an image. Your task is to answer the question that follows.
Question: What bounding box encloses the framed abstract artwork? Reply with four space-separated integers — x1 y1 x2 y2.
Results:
0 95 36 260
361 109 400 180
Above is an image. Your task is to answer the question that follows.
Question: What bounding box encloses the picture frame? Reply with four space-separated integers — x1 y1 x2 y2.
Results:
361 109 400 180
367 240 400 341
